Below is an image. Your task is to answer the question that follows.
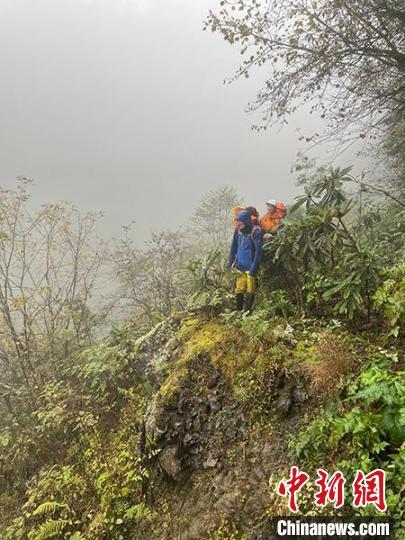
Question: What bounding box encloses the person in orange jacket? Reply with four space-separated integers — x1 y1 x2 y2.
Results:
259 199 280 232
259 200 287 233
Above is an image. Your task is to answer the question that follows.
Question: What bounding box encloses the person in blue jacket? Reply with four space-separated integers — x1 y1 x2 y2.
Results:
228 209 263 313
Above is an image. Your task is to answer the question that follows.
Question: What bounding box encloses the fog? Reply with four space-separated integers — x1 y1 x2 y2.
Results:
0 0 336 240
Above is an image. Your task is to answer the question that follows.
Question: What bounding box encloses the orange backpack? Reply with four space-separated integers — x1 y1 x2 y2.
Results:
232 207 259 229
232 207 244 228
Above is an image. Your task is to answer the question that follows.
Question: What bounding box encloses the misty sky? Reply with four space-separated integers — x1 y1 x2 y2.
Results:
0 0 352 240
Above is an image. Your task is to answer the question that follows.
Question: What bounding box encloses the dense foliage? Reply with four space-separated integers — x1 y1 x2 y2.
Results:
261 167 405 333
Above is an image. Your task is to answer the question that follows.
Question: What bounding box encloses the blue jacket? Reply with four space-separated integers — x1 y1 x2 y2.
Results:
228 210 263 276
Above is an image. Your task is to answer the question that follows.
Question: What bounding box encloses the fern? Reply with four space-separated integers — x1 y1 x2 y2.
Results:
290 359 404 519
32 501 68 517
29 519 70 540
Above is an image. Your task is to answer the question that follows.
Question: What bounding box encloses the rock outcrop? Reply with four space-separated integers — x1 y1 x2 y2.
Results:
129 313 313 538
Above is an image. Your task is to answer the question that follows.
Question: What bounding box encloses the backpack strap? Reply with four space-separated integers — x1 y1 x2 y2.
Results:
251 224 261 240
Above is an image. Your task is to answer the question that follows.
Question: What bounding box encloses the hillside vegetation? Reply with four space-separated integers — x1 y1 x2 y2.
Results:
0 169 404 539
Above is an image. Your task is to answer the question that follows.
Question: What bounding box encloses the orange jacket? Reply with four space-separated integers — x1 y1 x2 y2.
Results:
259 203 287 232
259 213 281 232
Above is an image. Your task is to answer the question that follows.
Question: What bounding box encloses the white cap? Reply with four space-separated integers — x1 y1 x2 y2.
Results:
266 199 276 206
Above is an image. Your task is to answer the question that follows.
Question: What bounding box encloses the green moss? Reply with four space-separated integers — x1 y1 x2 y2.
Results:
154 317 319 419
181 322 224 359
293 339 317 365
177 318 201 341
157 321 225 403
158 365 189 402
